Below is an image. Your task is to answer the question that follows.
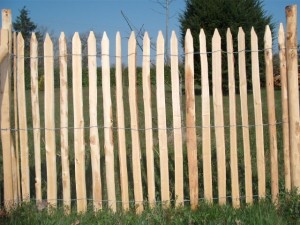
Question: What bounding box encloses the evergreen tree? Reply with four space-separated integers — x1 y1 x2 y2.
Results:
179 0 274 90
13 6 39 49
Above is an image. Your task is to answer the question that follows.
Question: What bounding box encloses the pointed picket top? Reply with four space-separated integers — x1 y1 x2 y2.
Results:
44 33 53 46
72 32 81 54
59 32 66 42
226 28 232 45
17 32 24 50
116 32 121 58
212 29 221 46
88 31 96 56
238 27 245 44
251 27 258 45
101 32 109 55
116 31 121 46
30 33 38 57
157 31 164 55
44 33 53 55
143 32 150 48
128 31 136 56
31 32 37 44
185 29 193 53
170 31 178 57
199 29 207 51
212 29 221 51
171 31 177 46
278 23 285 48
264 25 272 49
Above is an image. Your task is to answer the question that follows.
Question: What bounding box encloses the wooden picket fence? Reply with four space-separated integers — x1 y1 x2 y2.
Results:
0 5 299 214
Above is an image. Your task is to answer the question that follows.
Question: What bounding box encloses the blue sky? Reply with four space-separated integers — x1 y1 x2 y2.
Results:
1 0 299 37
1 0 299 62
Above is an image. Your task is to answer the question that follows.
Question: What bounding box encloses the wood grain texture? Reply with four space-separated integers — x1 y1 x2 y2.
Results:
30 33 42 204
185 29 198 209
72 32 87 213
142 32 155 208
102 32 116 212
17 33 30 202
115 32 129 210
212 29 226 205
156 31 170 207
170 31 184 207
44 34 57 208
128 32 144 213
59 32 71 213
238 28 253 204
264 26 279 203
226 28 240 208
251 28 266 199
278 24 291 191
200 29 213 203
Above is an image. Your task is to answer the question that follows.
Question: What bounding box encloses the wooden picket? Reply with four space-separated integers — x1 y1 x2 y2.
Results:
115 32 129 210
226 28 240 208
1 5 299 213
238 27 253 204
156 31 170 207
102 32 117 212
278 23 291 191
72 32 87 213
17 33 30 202
30 33 42 204
251 28 266 199
286 5 300 189
59 32 71 213
13 31 21 203
142 32 156 208
0 28 13 208
185 29 198 210
264 25 279 203
44 34 57 208
200 29 212 203
88 31 102 211
212 29 226 205
170 31 184 207
128 32 144 213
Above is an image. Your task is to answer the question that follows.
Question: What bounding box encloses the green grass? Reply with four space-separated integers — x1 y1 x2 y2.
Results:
2 191 300 225
0 82 287 210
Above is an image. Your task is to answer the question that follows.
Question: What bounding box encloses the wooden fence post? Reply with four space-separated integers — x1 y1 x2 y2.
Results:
251 27 266 199
0 16 14 209
238 27 253 204
102 32 116 212
142 32 155 208
88 31 102 212
278 23 291 191
30 33 42 205
200 29 213 203
286 5 300 189
59 32 71 213
17 33 30 202
170 31 184 207
156 31 170 207
212 29 226 205
227 28 240 208
264 25 279 203
185 29 198 210
128 32 144 213
44 34 57 208
72 32 87 213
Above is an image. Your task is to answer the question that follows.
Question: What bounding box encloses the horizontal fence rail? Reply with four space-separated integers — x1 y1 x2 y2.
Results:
0 6 299 214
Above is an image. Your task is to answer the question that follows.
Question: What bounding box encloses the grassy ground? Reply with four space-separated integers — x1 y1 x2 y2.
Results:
1 191 300 225
0 84 287 216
